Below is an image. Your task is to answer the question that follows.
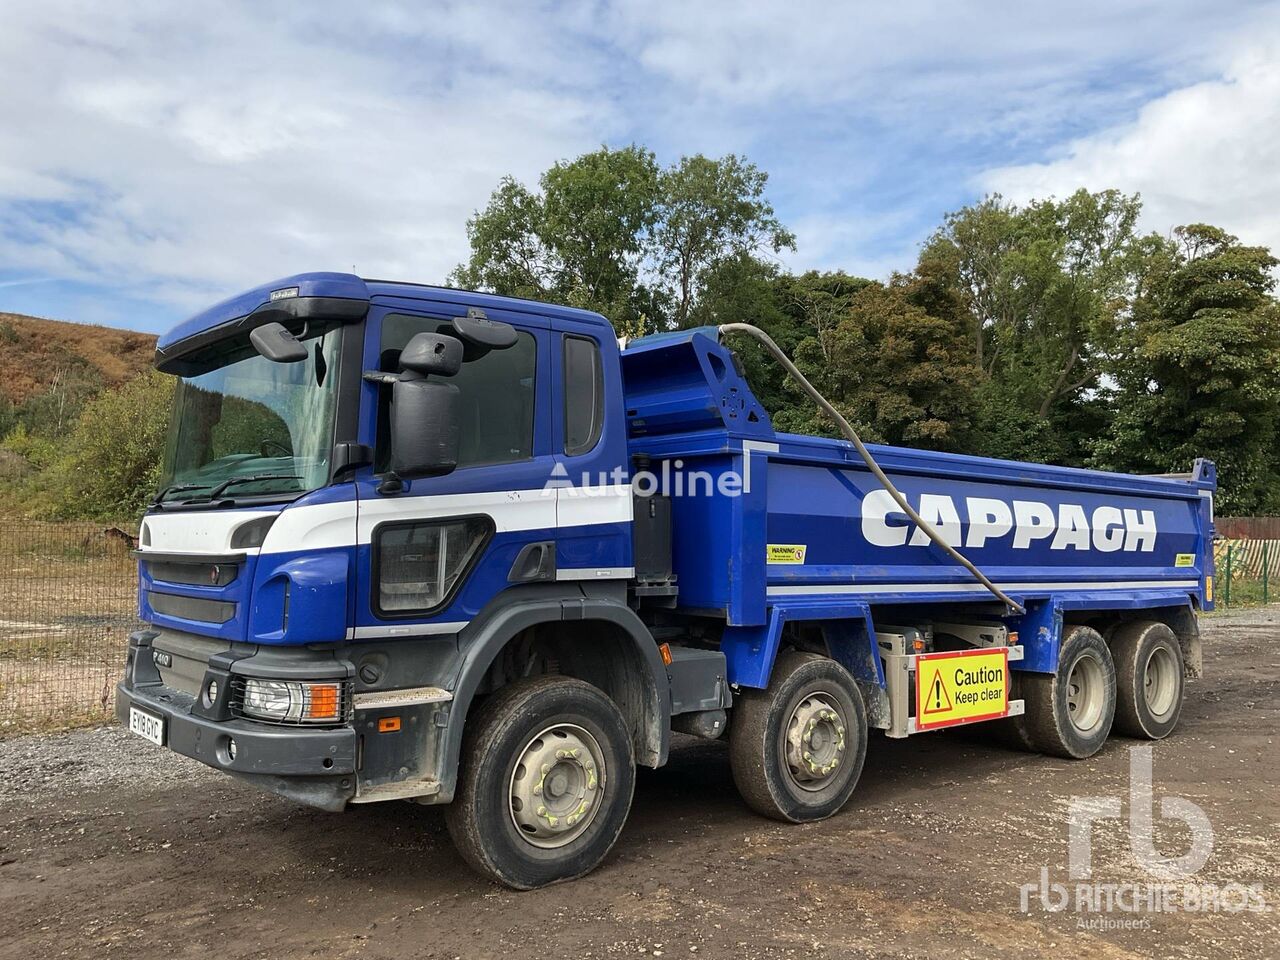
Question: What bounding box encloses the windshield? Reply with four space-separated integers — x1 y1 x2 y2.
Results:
157 325 342 504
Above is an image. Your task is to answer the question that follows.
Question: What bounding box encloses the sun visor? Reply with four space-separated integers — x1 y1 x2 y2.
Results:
154 273 370 374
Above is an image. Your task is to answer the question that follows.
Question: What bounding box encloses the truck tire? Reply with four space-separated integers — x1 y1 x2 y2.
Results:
729 651 868 823
981 669 1036 750
445 675 635 889
1110 621 1184 739
1018 625 1116 759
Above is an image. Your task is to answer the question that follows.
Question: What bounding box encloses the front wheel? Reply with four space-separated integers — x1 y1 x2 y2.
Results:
729 651 868 822
445 676 635 889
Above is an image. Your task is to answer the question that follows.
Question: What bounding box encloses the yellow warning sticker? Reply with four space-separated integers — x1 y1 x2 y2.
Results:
915 648 1009 730
766 544 807 564
1175 553 1196 568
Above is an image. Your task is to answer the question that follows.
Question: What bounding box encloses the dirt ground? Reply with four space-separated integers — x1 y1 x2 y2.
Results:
1 610 1276 960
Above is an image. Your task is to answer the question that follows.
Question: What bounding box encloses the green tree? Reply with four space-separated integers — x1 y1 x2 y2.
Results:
779 277 978 449
48 370 175 519
920 189 1142 463
695 269 881 437
1095 224 1280 513
653 155 794 328
451 145 661 331
453 147 793 336
687 254 807 417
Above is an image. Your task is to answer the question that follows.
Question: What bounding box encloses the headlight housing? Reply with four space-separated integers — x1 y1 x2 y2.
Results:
233 677 351 725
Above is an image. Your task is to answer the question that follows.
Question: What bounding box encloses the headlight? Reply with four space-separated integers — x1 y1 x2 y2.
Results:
237 678 348 724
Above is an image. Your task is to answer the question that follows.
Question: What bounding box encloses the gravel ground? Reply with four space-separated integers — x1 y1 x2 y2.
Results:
0 726 213 804
0 609 1276 960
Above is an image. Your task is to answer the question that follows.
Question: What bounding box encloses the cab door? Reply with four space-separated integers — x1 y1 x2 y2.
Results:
350 298 555 639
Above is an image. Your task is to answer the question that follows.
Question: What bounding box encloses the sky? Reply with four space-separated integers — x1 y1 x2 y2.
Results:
0 1 1277 334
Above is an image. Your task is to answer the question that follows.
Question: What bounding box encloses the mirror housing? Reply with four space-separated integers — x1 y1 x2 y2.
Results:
448 307 518 361
400 331 464 377
249 322 309 363
389 375 459 478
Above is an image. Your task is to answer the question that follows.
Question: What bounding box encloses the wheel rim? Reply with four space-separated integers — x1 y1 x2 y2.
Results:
783 691 847 792
1065 652 1106 734
508 724 605 849
1143 645 1179 720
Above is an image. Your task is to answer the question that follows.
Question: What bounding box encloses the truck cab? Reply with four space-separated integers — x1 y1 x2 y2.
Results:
121 274 688 885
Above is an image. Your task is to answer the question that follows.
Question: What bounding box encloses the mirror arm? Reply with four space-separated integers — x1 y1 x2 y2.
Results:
377 472 405 496
330 442 374 482
362 370 403 385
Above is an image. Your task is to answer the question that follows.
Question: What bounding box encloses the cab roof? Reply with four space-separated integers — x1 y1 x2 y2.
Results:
156 272 614 358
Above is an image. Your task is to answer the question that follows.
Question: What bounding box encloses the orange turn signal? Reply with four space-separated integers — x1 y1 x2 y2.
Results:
303 682 341 721
658 642 673 666
378 716 401 733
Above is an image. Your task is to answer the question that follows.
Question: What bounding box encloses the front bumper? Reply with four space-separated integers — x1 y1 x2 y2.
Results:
117 630 358 811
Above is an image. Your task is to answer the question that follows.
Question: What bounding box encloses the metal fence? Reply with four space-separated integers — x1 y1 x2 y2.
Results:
1214 538 1280 606
0 519 138 736
1215 516 1280 539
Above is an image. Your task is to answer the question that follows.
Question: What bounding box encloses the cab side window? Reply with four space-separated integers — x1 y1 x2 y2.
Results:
378 313 537 469
563 335 603 456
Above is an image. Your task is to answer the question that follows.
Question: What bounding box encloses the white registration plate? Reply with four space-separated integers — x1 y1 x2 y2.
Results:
129 707 165 746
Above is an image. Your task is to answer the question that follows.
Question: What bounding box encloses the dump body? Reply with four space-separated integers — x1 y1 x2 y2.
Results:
621 329 1214 686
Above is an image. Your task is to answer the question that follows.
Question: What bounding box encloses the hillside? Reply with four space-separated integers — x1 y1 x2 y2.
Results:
0 313 156 404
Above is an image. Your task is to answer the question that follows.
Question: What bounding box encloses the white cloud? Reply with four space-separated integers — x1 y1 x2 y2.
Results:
1 0 1276 328
611 1 1249 138
784 208 924 279
982 22 1280 252
0 2 612 313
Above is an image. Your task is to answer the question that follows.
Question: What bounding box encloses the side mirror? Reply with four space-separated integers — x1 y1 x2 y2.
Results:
448 308 518 361
249 322 309 363
400 332 464 377
389 375 459 478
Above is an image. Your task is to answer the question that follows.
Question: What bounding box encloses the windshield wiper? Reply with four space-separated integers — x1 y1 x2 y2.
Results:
201 473 304 502
151 483 209 505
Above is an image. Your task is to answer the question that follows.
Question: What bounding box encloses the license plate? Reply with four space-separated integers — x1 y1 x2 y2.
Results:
129 707 165 746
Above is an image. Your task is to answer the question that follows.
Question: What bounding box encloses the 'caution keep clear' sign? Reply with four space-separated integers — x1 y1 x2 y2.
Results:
915 647 1010 730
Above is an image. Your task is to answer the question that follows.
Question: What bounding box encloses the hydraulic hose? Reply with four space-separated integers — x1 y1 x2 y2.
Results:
718 322 1026 616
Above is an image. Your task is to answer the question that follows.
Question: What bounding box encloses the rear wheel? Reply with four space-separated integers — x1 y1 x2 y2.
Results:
1111 621 1185 739
1017 625 1116 759
729 651 868 822
445 676 635 889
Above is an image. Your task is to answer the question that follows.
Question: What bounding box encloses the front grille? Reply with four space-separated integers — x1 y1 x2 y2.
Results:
228 676 354 726
147 591 236 624
145 558 239 587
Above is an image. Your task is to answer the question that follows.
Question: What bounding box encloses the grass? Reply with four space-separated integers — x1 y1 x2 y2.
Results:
1213 577 1275 608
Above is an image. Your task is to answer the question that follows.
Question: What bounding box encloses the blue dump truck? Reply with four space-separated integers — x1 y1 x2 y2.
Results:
118 273 1215 888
